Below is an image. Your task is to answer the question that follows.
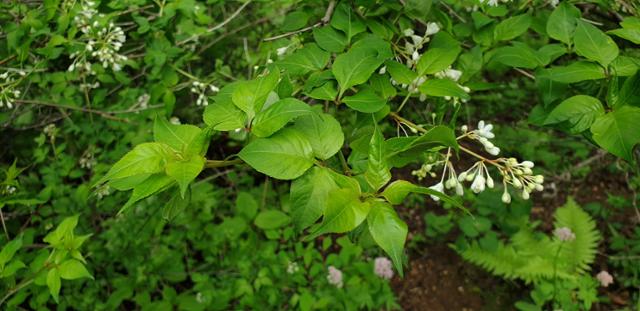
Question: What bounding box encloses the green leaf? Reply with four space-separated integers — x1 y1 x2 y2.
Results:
385 60 417 85
369 74 397 99
381 180 462 208
165 155 205 197
58 259 93 280
254 210 291 229
364 123 391 191
313 26 347 52
308 188 370 238
367 201 407 276
591 106 640 162
281 11 309 31
293 112 344 160
203 83 247 131
386 125 458 167
47 268 61 303
544 95 604 133
537 44 567 66
418 78 470 100
252 98 312 137
120 174 175 214
342 88 387 113
154 116 202 153
44 215 79 246
333 47 385 98
614 72 640 108
546 2 580 44
290 167 339 231
574 20 619 67
543 61 605 83
236 192 258 220
232 70 280 119
277 43 330 76
98 143 173 185
608 18 640 44
494 13 531 41
239 128 314 180
0 237 22 268
307 81 338 100
492 45 539 69
404 0 432 21
330 2 366 42
417 32 461 75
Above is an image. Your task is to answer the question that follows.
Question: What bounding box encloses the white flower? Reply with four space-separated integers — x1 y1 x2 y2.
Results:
287 261 299 274
378 66 386 74
276 46 288 56
169 117 181 124
549 0 559 7
403 28 414 37
425 22 440 36
501 190 511 204
428 182 444 201
327 266 343 288
470 174 486 193
596 271 614 287
554 227 576 242
476 120 495 139
374 257 394 280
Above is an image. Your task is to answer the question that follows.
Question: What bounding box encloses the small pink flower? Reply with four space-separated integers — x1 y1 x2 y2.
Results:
554 227 576 242
327 266 343 288
374 257 394 280
596 270 614 287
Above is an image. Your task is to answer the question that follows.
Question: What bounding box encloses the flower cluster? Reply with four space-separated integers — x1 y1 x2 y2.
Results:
79 149 97 170
554 227 576 242
596 270 614 287
0 71 25 109
68 1 127 74
374 257 394 280
43 123 58 138
480 0 513 6
402 23 440 68
190 81 220 106
327 266 344 288
425 120 543 203
286 261 299 274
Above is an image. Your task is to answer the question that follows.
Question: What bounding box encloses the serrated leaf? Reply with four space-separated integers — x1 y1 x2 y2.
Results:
574 20 619 67
252 98 312 137
591 106 640 162
367 201 407 276
544 95 604 133
239 128 314 180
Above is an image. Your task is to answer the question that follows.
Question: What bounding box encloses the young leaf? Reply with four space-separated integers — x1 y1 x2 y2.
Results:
333 47 385 97
97 143 173 185
293 112 344 160
367 201 407 276
574 20 619 67
254 210 291 230
330 2 366 42
58 259 93 280
165 155 206 197
544 95 605 134
120 174 175 214
417 32 461 75
0 237 22 269
232 70 280 119
252 98 312 137
494 13 531 41
154 116 202 153
591 106 640 162
546 2 581 44
313 26 347 52
364 123 391 191
308 188 371 238
47 268 61 303
239 128 314 180
419 78 470 100
342 89 387 113
203 83 247 131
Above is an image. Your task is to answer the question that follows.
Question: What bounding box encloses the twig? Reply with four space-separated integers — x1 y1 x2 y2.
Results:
205 159 243 169
16 100 130 122
0 208 9 240
177 1 253 45
514 68 535 80
263 0 336 42
440 2 466 23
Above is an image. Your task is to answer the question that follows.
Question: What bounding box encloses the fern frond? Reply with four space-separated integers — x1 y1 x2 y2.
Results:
461 242 525 280
554 197 601 273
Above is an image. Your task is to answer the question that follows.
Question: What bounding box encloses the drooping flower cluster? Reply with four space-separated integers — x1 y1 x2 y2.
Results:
190 81 220 106
480 0 513 6
596 270 614 287
424 120 544 203
554 227 576 242
327 266 344 288
402 23 440 68
0 71 25 109
68 1 127 74
374 257 394 280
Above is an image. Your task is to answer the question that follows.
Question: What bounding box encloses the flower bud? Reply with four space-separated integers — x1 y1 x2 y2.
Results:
521 161 534 168
512 178 522 188
486 176 494 188
501 191 511 204
522 189 530 200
